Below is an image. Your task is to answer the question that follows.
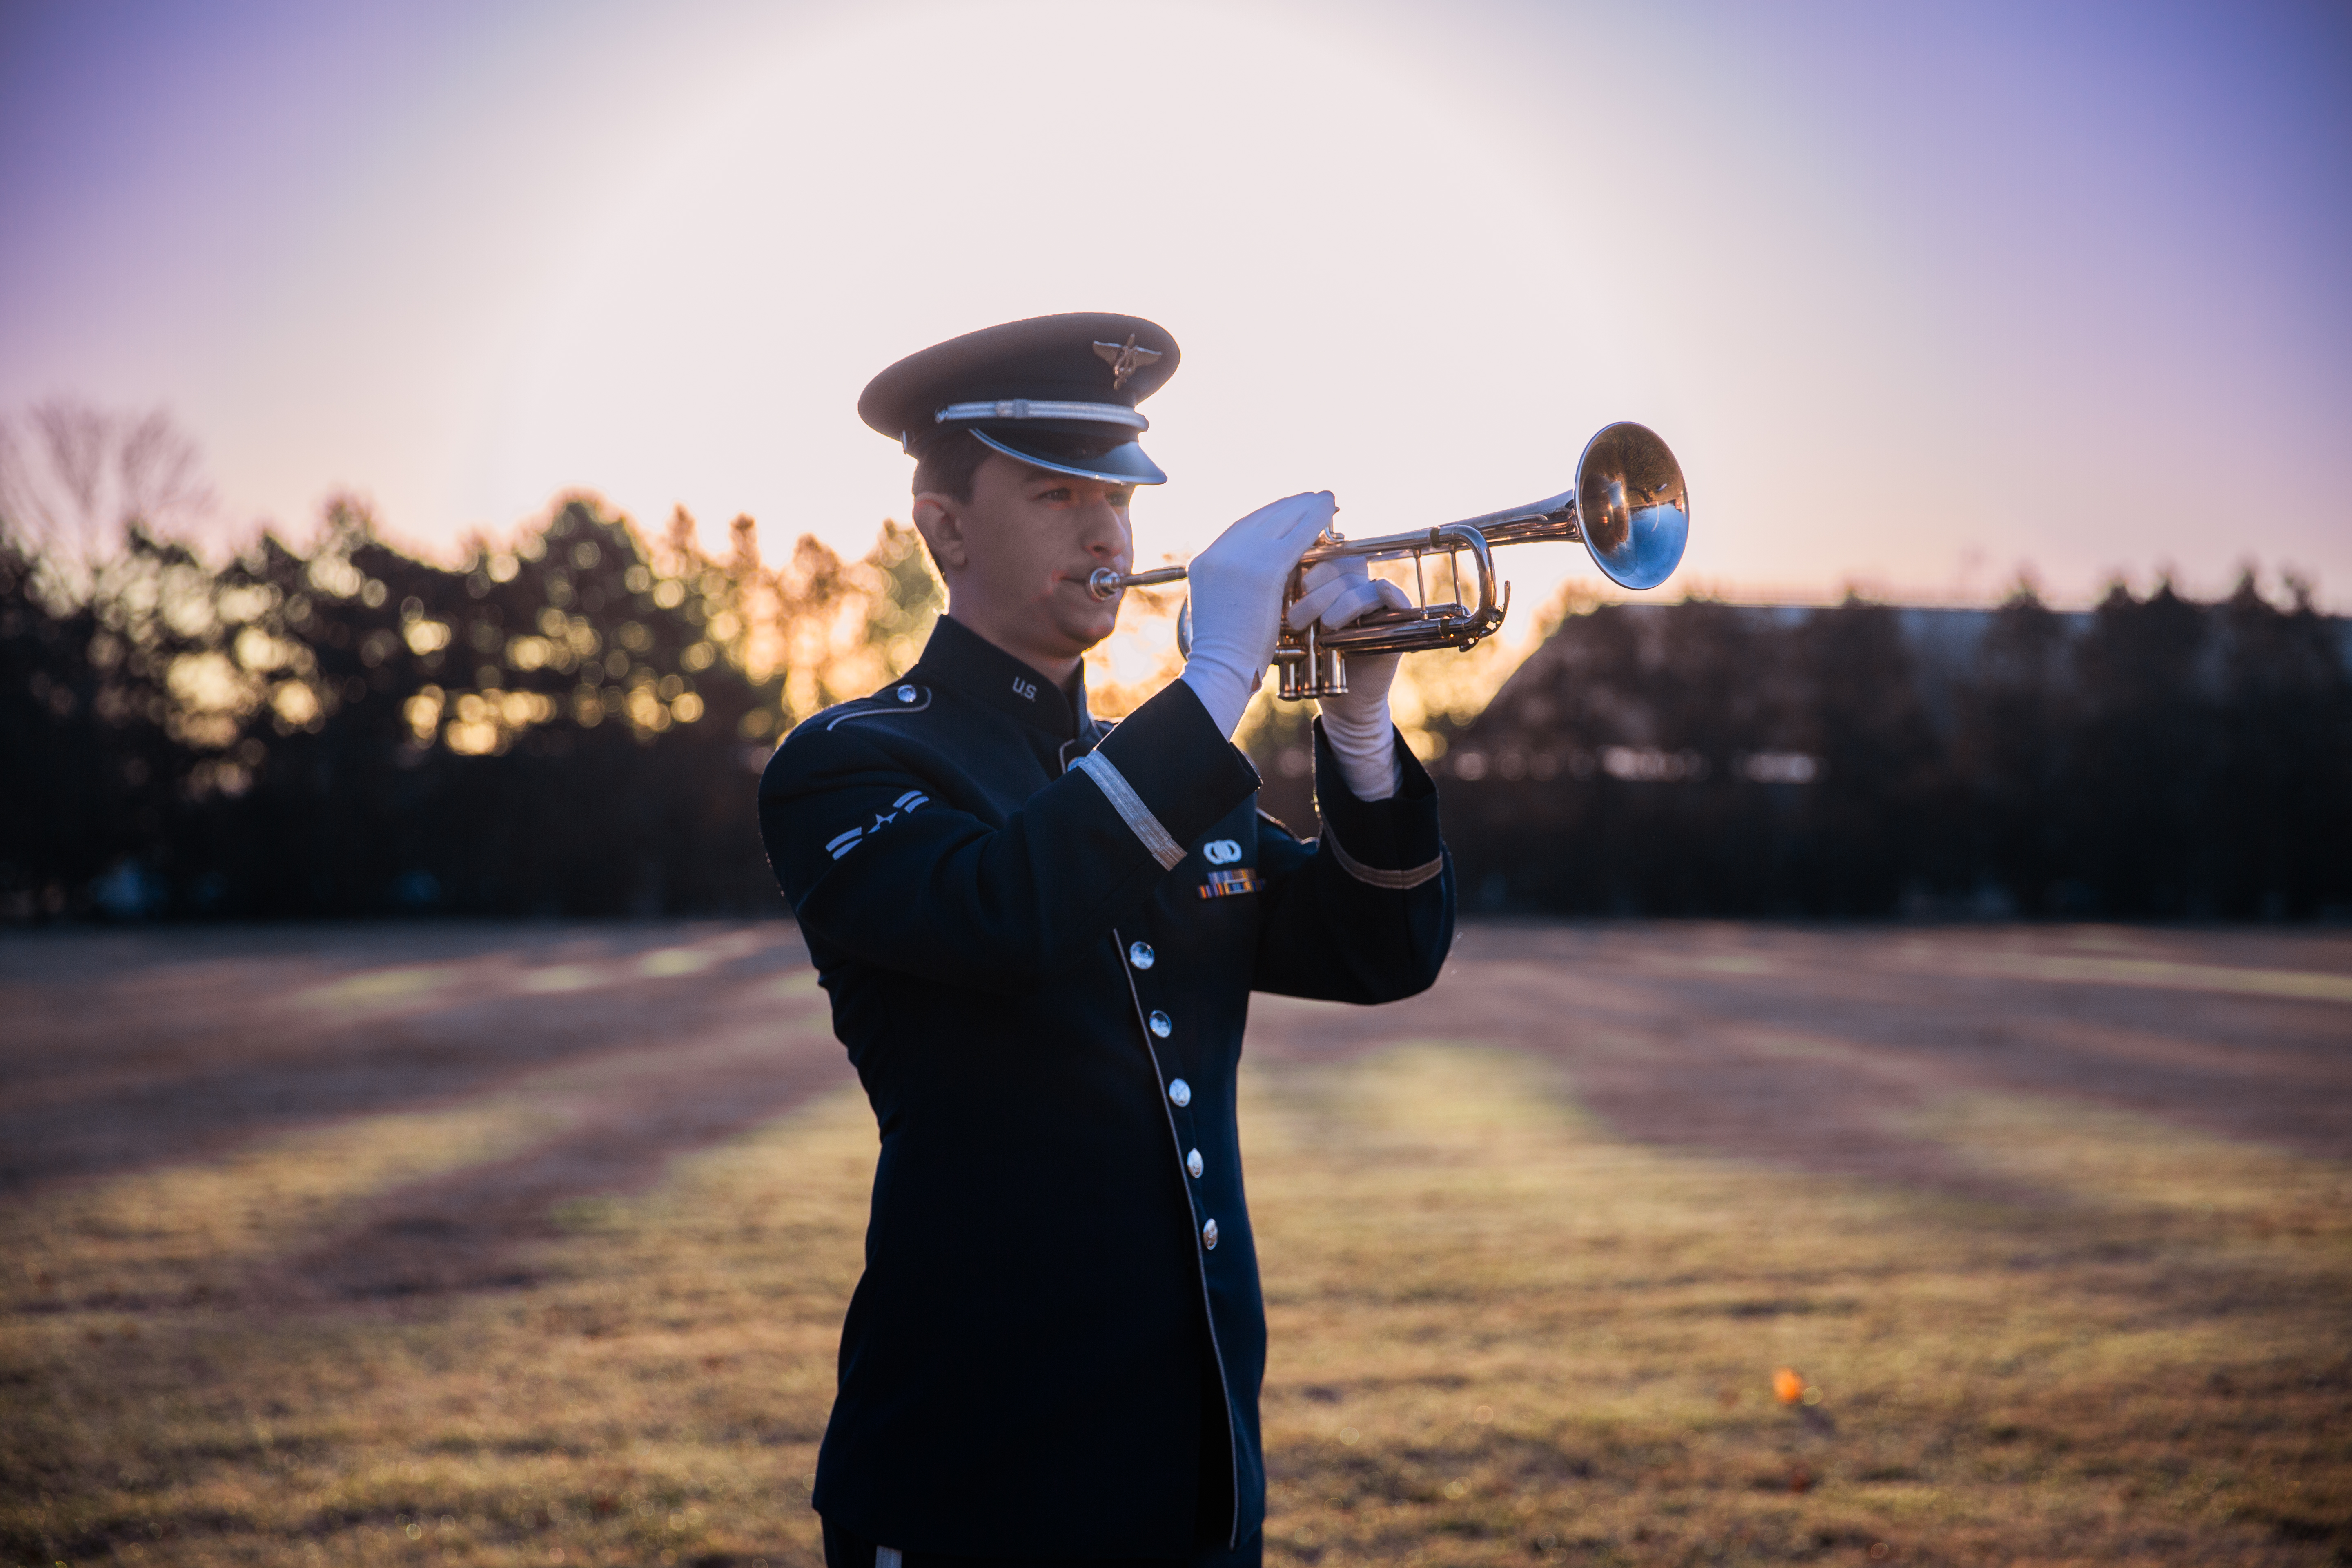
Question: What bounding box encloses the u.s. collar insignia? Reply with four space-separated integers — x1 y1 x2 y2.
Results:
1092 334 1163 390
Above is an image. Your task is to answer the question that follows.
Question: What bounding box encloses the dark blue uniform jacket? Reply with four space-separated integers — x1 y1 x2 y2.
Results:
758 615 1454 1561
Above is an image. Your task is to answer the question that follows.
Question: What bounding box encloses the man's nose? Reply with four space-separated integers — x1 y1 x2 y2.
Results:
1080 498 1132 561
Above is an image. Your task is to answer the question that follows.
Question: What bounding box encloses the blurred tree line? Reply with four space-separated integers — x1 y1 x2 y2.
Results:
7 403 2347 923
1434 583 2352 918
1 404 941 920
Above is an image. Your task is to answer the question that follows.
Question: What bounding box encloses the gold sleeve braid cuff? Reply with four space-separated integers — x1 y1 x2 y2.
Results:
1074 751 1188 871
1323 824 1445 889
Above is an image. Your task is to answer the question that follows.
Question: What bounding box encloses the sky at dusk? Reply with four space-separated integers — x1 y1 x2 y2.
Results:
2 0 2348 617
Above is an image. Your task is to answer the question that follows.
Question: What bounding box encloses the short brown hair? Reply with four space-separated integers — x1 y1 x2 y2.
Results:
909 428 991 503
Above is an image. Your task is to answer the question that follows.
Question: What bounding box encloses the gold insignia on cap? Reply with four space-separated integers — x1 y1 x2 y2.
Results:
1092 334 1164 390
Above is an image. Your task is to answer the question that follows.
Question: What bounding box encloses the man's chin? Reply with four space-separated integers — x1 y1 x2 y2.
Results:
1050 610 1119 657
1041 591 1117 650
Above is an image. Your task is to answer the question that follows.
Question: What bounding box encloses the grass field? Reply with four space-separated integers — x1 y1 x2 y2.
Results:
3 921 2348 1566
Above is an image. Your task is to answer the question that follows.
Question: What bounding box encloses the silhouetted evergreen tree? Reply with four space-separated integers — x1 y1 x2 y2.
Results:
0 526 217 916
1786 597 1948 913
2204 575 2352 917
2065 581 2223 913
1951 587 2074 913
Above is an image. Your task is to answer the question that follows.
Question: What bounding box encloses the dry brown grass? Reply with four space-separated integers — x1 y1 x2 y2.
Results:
2 924 2348 1566
1247 1048 2350 1566
4 1080 872 1567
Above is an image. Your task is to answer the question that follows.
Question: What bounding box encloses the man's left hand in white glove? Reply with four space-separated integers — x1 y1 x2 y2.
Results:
1284 556 1414 801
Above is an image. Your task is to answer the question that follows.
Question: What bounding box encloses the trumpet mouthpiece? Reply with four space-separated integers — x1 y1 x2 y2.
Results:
1088 566 1123 601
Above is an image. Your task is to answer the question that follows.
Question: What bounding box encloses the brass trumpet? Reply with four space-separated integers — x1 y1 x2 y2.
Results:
1088 421 1690 699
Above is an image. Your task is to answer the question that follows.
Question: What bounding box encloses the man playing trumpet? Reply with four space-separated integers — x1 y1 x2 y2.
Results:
757 312 1456 1568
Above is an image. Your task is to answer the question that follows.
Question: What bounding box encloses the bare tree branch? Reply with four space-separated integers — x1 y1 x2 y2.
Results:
118 408 216 530
0 399 217 602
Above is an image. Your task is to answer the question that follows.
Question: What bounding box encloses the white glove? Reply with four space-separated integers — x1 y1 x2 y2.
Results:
1285 555 1413 634
1179 491 1335 737
1316 650 1401 799
1287 555 1408 800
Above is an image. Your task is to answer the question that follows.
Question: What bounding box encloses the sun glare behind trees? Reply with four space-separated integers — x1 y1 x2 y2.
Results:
0 405 956 919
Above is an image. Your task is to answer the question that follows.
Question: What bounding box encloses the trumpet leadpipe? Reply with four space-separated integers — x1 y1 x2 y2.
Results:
1088 563 1189 599
1089 522 1496 603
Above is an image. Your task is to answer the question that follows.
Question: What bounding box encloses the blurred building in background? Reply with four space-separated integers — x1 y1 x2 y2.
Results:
1429 592 2352 919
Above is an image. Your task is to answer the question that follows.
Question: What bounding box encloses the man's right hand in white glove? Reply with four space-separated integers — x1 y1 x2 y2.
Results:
1286 555 1414 634
1178 491 1335 737
1285 555 1414 800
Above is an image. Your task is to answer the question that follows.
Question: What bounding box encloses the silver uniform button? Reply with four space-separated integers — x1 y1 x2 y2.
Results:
1128 940 1155 971
1148 1009 1172 1038
1167 1077 1192 1107
1187 1148 1204 1179
1202 1218 1219 1250
897 684 917 702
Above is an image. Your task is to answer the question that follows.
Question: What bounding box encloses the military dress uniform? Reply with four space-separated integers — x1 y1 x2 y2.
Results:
756 315 1456 1568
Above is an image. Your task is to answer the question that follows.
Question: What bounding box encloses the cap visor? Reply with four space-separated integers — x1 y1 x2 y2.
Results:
969 428 1167 485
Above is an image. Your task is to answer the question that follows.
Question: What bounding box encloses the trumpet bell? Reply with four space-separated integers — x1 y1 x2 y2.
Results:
1576 421 1689 591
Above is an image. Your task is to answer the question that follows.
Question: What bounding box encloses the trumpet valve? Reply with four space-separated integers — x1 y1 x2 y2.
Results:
1276 643 1347 700
1317 644 1348 696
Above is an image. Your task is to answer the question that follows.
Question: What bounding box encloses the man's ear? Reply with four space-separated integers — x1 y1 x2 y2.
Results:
910 492 969 575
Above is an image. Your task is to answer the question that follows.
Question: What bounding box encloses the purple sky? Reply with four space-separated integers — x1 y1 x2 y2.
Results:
3 0 2347 609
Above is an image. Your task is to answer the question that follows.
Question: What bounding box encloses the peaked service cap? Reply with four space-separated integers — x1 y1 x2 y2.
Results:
858 312 1180 486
